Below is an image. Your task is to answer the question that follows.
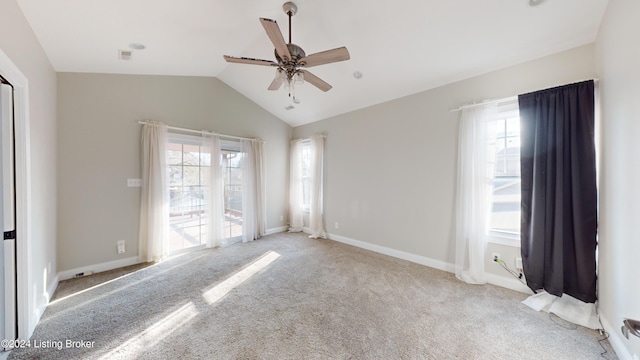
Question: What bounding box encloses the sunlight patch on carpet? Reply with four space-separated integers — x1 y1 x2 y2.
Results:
202 251 281 305
99 302 198 359
43 253 208 325
49 263 159 306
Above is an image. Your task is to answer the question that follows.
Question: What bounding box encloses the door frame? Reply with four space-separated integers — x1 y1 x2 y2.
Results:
0 47 31 340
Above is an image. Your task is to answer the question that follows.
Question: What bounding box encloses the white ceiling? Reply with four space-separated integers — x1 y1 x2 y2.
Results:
16 0 609 127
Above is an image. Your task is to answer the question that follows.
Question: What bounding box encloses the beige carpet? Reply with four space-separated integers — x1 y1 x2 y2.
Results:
8 232 616 359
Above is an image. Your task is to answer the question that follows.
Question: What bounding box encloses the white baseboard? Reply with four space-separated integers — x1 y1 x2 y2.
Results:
266 226 288 235
46 274 59 302
33 274 60 327
601 314 634 360
326 232 455 273
57 256 141 281
326 232 533 295
57 229 300 283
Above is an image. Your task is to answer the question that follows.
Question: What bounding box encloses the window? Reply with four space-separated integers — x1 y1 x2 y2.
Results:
167 133 210 253
289 135 326 237
488 104 521 245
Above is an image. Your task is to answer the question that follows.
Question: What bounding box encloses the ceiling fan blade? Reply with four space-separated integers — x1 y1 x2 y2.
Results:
300 70 332 92
268 77 284 91
299 47 350 68
223 55 278 67
259 18 291 61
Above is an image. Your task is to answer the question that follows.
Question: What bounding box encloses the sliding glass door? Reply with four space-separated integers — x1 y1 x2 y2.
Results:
167 134 209 253
221 140 243 243
166 135 244 253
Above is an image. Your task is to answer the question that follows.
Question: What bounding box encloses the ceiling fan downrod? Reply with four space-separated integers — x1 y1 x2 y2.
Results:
280 1 300 98
288 10 292 44
283 2 297 45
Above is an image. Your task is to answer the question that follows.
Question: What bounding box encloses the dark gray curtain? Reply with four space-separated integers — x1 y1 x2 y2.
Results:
518 80 597 303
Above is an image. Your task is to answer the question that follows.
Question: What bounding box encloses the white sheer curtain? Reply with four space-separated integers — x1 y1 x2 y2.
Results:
203 133 225 247
288 139 304 232
251 139 266 237
139 121 169 262
455 103 497 284
241 139 266 242
308 134 326 239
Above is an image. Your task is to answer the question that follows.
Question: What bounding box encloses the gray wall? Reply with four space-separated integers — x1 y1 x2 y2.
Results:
293 44 596 283
57 73 291 272
596 0 640 358
0 0 58 337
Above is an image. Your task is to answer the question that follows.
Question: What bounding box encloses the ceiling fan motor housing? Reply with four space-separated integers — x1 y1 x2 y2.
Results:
275 43 306 64
275 44 305 81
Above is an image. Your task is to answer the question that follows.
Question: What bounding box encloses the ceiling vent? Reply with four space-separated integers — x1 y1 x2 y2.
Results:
119 50 133 61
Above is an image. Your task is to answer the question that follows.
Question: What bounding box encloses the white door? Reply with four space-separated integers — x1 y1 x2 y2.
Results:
0 82 17 348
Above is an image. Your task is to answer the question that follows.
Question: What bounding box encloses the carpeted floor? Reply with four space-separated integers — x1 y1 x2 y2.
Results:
8 232 616 359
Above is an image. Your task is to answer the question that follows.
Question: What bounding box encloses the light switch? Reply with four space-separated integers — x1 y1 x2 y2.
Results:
117 240 125 254
127 179 142 187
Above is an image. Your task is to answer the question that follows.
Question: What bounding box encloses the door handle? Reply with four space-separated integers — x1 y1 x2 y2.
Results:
622 319 640 339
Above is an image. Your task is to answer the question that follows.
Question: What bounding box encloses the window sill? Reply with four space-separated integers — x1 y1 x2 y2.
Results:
488 231 520 247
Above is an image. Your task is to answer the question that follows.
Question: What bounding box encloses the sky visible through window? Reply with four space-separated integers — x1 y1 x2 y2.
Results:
489 116 521 234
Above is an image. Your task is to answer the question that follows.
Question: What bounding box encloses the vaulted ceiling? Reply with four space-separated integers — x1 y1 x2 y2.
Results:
16 0 609 126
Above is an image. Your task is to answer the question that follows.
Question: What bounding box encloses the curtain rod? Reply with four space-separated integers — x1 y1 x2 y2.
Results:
449 96 517 113
137 121 254 141
293 133 326 142
449 78 599 113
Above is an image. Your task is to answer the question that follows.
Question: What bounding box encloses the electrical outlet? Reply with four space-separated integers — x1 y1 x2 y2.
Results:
117 240 125 254
492 253 501 262
280 215 284 221
515 257 523 270
335 222 339 229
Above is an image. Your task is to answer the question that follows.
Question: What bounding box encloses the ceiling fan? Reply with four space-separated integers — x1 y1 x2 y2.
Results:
223 2 350 98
